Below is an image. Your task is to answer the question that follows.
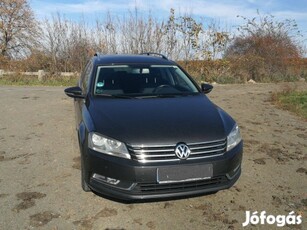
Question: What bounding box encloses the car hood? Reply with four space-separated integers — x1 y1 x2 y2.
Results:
88 95 235 145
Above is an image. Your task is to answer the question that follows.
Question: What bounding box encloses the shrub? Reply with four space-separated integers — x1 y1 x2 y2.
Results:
225 12 303 82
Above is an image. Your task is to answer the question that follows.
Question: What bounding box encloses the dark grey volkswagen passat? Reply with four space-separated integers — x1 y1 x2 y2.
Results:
64 53 243 200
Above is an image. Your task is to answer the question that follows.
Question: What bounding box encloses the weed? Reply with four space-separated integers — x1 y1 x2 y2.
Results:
271 84 307 120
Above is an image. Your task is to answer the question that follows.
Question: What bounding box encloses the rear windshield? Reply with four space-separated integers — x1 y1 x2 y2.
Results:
94 65 199 96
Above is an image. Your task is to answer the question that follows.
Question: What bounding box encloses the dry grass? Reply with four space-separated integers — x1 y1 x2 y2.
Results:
0 74 78 86
178 59 307 84
271 84 307 120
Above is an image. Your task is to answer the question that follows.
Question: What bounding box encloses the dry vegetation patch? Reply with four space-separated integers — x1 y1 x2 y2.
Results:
271 84 307 120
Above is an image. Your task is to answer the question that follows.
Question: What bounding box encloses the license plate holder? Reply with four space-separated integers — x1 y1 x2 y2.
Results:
157 164 213 184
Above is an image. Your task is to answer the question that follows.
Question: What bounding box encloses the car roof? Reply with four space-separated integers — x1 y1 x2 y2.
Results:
92 54 176 66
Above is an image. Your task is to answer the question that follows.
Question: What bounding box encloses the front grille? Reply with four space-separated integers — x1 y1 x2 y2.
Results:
128 138 227 163
134 176 227 193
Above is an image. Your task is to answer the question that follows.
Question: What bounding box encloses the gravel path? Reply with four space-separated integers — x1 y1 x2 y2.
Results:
0 83 306 229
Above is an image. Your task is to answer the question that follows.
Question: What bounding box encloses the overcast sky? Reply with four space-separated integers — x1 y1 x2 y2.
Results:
30 0 307 47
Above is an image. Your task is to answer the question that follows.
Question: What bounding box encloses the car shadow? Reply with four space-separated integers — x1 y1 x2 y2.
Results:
91 190 218 204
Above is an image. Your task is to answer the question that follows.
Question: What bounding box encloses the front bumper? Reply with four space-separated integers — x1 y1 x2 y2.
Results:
83 141 243 200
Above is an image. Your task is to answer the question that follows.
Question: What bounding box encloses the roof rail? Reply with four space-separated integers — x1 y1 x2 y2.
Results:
140 52 168 60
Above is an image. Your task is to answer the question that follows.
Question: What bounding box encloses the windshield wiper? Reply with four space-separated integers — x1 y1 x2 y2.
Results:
97 94 136 99
136 93 199 99
180 92 199 96
97 92 199 99
135 94 177 99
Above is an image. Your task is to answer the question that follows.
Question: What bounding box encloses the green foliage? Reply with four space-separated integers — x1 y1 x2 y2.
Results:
272 85 307 120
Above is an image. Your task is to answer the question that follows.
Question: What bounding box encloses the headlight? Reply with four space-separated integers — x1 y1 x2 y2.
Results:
227 124 242 151
88 132 130 159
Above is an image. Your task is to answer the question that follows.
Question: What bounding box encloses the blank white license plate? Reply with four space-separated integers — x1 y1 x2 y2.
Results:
157 164 213 184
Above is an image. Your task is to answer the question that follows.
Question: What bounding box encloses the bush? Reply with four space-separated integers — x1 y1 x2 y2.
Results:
225 13 303 82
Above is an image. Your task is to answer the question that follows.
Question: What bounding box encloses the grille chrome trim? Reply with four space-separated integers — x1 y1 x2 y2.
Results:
189 143 225 150
189 147 226 155
130 138 226 148
128 138 227 163
131 148 174 153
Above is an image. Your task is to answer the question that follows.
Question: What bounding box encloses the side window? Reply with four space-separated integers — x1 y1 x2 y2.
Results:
81 61 93 92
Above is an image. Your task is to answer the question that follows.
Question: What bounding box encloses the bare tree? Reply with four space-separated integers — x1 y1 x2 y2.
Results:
164 9 179 60
94 12 118 54
41 13 94 72
0 0 39 58
200 19 230 60
42 14 67 72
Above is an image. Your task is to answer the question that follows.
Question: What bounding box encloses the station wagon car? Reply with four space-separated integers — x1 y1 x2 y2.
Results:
64 53 243 200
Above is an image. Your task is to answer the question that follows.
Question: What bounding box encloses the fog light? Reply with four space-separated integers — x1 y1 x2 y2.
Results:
232 163 240 173
91 173 136 190
92 173 120 185
226 163 241 179
106 177 120 185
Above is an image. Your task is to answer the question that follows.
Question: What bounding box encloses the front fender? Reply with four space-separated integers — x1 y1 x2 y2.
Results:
217 107 236 135
78 104 95 146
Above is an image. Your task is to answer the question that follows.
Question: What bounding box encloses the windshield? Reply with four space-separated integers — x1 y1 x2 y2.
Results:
94 65 199 97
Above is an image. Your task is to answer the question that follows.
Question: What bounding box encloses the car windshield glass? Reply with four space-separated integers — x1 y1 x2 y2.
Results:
94 65 199 97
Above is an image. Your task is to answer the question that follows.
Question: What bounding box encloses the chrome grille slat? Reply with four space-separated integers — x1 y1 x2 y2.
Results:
187 153 224 160
128 138 227 163
189 143 226 150
137 158 179 163
190 147 226 155
129 148 174 153
130 143 175 148
135 153 175 158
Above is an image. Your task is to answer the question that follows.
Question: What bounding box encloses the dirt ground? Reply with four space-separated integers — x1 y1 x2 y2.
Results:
0 83 306 229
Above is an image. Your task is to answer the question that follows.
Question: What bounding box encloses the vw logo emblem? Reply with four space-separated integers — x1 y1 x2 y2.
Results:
175 143 190 159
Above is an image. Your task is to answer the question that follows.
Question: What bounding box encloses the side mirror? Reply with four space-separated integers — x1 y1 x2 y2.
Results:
64 86 85 99
201 83 213 94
